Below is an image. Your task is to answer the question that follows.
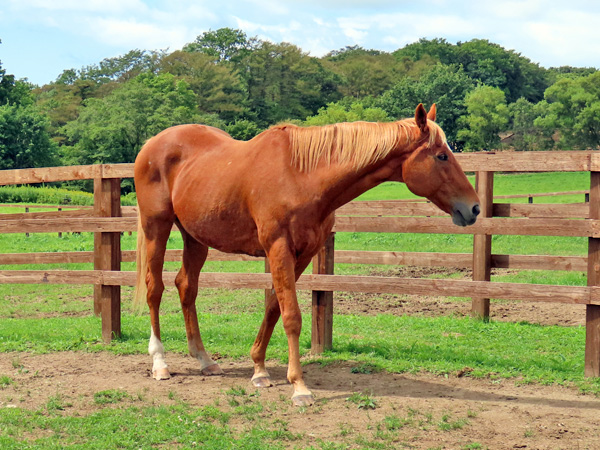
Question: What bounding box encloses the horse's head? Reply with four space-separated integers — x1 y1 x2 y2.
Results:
401 104 480 226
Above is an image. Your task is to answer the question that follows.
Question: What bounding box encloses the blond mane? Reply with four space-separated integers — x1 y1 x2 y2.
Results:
276 119 445 172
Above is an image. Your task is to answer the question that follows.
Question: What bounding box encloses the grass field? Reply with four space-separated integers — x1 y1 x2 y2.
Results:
1 171 599 449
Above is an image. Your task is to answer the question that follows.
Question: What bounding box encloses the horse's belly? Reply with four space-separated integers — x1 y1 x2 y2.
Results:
179 215 265 257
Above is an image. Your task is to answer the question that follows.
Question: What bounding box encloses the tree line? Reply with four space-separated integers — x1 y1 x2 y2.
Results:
1 29 599 177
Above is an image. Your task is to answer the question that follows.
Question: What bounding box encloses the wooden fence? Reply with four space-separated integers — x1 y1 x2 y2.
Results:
1 151 600 377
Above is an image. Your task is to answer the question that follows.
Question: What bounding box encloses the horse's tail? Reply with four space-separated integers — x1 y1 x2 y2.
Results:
133 205 148 311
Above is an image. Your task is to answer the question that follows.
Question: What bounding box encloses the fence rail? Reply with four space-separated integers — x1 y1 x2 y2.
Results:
2 151 600 377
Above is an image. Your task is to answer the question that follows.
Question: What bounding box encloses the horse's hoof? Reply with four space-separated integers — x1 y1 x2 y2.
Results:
251 376 273 388
153 368 171 380
292 394 315 407
201 364 224 376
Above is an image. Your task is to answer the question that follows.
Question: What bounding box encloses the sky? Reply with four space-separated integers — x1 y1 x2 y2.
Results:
1 0 599 86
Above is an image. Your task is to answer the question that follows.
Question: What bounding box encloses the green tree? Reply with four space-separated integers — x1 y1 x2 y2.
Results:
183 28 258 65
393 38 549 104
159 50 246 122
454 39 548 103
377 64 476 146
244 41 341 125
457 85 510 151
393 38 456 64
534 72 600 149
34 79 98 144
225 119 262 140
63 72 219 165
323 47 395 99
78 49 164 84
304 100 391 126
508 98 553 151
0 103 58 169
0 44 57 169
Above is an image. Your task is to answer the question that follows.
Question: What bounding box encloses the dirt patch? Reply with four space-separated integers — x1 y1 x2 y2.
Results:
1 352 599 449
330 266 586 327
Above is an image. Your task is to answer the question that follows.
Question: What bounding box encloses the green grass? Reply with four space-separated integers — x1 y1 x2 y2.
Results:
357 171 589 203
0 402 297 450
1 311 597 392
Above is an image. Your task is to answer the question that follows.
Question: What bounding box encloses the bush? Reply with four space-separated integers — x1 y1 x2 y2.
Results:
0 186 93 205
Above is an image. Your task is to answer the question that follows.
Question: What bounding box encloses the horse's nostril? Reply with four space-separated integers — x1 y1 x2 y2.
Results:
472 204 481 216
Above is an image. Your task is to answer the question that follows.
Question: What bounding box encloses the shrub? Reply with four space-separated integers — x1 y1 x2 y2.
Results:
0 186 137 206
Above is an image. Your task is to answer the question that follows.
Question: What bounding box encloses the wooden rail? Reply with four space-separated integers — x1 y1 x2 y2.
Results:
1 152 600 377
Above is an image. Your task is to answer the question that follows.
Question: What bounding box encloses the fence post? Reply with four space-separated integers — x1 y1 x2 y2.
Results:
311 231 335 354
58 207 62 238
93 166 122 343
471 171 494 319
585 171 600 377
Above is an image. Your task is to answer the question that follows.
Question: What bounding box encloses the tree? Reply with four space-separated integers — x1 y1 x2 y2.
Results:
454 39 548 103
244 41 341 125
225 119 262 140
393 38 455 64
393 38 549 104
77 49 164 84
159 50 246 122
534 72 600 149
377 64 476 146
34 78 97 144
63 72 219 165
457 85 510 151
0 45 57 169
183 28 258 65
0 103 58 169
508 98 553 151
303 100 390 126
323 49 395 99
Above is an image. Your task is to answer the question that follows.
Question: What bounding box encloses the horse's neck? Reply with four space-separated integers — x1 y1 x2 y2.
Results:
310 151 407 216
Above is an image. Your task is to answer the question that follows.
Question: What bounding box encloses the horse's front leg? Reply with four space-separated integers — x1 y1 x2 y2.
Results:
250 253 313 389
266 238 314 406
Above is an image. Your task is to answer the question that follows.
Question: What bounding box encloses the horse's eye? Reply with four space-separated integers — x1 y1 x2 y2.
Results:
437 153 448 161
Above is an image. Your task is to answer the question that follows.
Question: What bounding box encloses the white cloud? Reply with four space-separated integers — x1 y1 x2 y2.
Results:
475 0 546 20
83 17 189 50
7 0 147 13
525 10 600 66
336 12 483 50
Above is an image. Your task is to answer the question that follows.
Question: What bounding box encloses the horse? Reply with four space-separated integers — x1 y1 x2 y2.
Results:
133 103 480 406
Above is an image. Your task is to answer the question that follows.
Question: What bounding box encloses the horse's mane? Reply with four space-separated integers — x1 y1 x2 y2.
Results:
274 119 445 173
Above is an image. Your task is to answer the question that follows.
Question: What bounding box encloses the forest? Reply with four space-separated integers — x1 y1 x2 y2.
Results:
1 27 599 175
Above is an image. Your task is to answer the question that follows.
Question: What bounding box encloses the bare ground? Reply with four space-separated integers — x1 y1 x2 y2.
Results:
1 266 597 449
330 266 587 327
1 352 599 449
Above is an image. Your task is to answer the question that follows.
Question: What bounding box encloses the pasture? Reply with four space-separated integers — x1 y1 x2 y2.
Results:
2 171 600 449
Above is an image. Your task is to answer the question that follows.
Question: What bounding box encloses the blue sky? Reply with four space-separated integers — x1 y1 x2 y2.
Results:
1 0 599 86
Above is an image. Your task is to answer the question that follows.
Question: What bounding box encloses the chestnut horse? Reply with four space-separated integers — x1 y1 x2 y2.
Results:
133 104 480 406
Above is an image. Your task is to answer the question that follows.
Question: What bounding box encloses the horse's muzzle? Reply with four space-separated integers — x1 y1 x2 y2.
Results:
451 202 480 227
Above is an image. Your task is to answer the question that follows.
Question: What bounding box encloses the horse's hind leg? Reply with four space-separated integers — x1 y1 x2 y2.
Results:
175 228 223 375
143 217 173 380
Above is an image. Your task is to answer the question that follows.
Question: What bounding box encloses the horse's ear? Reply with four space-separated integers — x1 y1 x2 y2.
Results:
427 103 436 121
415 103 428 133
